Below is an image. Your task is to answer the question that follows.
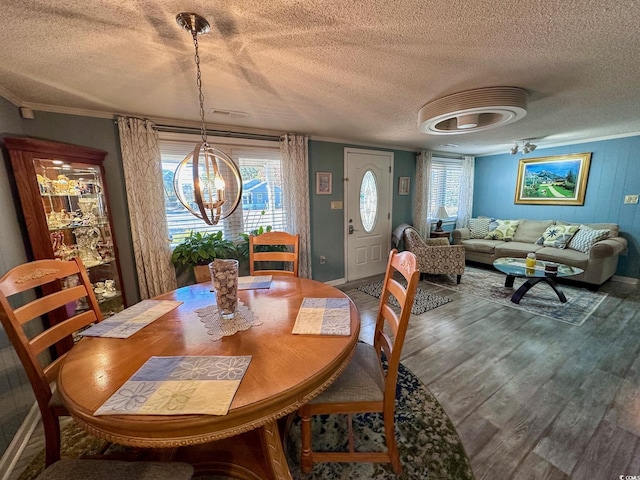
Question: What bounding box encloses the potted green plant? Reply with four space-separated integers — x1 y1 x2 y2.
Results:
171 231 238 285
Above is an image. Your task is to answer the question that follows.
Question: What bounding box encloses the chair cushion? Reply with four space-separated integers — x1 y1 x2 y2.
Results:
310 343 384 404
35 459 194 480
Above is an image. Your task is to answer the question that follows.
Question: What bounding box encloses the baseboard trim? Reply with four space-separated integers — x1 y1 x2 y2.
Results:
324 278 346 287
0 402 40 480
612 275 639 285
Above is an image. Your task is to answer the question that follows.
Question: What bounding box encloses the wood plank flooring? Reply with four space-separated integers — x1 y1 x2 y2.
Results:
7 273 640 480
344 273 640 480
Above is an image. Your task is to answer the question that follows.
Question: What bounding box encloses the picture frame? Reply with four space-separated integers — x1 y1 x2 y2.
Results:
514 153 592 205
316 172 332 195
398 176 410 195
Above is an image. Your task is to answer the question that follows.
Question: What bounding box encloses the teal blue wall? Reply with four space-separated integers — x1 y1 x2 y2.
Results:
474 136 640 279
308 140 416 282
0 96 32 459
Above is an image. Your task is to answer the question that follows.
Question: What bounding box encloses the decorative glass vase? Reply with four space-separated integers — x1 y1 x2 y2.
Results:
209 259 239 320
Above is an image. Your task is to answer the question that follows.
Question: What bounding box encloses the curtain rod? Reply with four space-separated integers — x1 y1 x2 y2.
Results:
154 124 281 142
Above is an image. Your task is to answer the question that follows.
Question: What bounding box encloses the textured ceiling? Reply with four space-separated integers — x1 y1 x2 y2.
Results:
1 0 640 155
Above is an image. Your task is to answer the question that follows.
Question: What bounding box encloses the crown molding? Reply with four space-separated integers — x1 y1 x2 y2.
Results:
0 87 23 107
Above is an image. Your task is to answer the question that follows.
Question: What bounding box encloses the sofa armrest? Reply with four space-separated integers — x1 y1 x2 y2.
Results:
452 228 470 244
590 236 628 259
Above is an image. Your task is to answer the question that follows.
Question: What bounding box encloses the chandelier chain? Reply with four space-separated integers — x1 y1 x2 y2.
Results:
192 30 208 145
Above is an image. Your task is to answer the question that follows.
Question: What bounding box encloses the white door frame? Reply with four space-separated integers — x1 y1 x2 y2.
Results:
343 147 394 282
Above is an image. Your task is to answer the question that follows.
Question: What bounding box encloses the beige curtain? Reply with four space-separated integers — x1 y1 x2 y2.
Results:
117 117 177 298
457 155 475 229
280 134 312 278
414 150 433 238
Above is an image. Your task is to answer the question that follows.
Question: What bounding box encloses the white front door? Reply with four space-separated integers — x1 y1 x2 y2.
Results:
344 148 393 281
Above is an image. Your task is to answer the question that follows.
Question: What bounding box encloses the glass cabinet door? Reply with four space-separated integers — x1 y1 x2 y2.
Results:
3 137 126 322
35 157 124 317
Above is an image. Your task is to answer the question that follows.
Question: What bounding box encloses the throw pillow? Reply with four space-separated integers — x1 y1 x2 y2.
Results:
485 219 519 241
535 224 579 249
469 218 491 239
513 219 554 243
568 225 610 253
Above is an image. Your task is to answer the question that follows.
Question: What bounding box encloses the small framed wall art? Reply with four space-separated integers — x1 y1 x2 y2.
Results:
514 153 592 205
398 176 410 195
316 172 332 195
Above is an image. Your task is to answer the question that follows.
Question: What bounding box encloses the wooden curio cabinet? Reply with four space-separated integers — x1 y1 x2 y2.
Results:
3 137 126 322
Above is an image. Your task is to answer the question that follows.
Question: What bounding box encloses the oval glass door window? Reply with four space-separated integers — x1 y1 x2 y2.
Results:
360 170 378 232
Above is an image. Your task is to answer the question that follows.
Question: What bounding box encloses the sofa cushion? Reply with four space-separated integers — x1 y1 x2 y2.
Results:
513 219 553 243
535 224 579 249
535 247 589 269
469 218 491 239
485 219 519 241
460 239 502 254
494 242 543 258
568 225 610 253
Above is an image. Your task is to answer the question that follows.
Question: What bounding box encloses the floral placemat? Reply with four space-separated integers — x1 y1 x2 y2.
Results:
79 300 182 338
195 301 262 341
238 275 272 290
292 298 351 335
94 355 251 416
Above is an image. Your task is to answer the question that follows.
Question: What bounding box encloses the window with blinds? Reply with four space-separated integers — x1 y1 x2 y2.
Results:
160 136 285 247
429 157 463 219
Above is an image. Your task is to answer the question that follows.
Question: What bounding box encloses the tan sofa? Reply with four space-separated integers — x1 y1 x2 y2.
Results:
452 219 628 287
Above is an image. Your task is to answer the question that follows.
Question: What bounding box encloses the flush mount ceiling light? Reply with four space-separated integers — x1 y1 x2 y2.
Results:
510 139 538 155
418 87 528 135
173 12 242 225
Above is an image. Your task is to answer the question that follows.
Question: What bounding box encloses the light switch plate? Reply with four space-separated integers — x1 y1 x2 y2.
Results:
331 201 343 209
624 194 639 204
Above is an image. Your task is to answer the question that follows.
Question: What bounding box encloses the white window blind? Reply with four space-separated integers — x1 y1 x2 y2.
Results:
429 157 463 219
160 137 285 247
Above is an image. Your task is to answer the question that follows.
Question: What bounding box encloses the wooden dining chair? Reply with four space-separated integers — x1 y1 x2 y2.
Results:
299 249 420 475
249 231 300 276
0 258 103 467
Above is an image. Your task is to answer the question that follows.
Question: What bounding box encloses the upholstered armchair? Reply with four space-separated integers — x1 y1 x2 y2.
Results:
403 226 465 283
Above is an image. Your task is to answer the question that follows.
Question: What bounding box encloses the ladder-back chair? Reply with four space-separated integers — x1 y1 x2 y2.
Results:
0 258 102 466
299 249 419 474
249 231 300 277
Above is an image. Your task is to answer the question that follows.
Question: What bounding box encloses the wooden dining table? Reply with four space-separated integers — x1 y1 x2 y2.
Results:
58 276 360 479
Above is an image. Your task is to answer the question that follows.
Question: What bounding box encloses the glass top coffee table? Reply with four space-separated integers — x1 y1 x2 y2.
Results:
493 257 584 304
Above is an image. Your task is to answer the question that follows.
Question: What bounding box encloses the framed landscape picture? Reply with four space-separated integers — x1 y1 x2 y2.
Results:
514 153 592 205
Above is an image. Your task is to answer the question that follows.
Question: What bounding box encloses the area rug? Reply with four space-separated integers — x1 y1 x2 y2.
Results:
18 363 474 480
355 281 452 315
423 265 608 326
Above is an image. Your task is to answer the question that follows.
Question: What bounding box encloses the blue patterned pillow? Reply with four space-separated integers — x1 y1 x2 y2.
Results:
535 225 579 249
567 225 609 253
469 218 491 239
